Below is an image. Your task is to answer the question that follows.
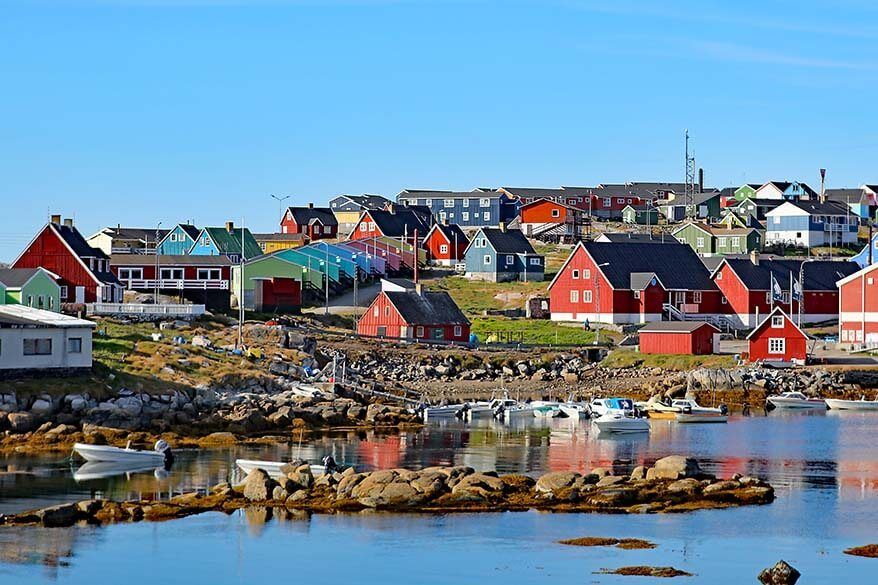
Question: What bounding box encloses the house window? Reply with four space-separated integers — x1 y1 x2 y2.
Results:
463 198 471 207
444 199 454 208
529 258 541 265
197 269 222 280
773 217 780 225
202 236 211 246
602 198 611 206
373 305 379 317
416 326 424 337
570 290 579 303
616 198 624 204
484 255 492 265
480 198 490 207
572 269 580 279
772 315 784 328
551 209 560 218
160 268 184 280
60 286 68 299
721 297 727 304
483 211 491 221
627 198 633 203
462 212 470 221
583 290 593 303
696 237 704 248
27 295 33 307
424 199 432 207
768 338 786 354
583 268 590 279
454 325 462 337
693 291 702 303
634 290 641 299
360 223 367 232
67 338 82 354
48 297 54 310
869 278 874 285
118 268 143 280
169 233 178 242
716 272 722 280
731 237 740 247
37 296 45 309
506 255 514 265
385 306 390 317
439 244 449 254
718 237 727 247
23 338 52 356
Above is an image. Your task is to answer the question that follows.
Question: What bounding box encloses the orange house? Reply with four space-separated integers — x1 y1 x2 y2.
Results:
519 198 583 241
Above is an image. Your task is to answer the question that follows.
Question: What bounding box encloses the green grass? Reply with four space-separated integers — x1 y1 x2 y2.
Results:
471 317 600 346
423 275 549 314
601 349 736 370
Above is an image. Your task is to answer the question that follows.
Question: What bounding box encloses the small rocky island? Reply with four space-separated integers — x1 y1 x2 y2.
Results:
1 456 774 528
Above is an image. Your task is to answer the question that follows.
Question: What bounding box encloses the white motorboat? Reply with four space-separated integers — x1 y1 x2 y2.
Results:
463 401 495 419
593 411 650 434
559 402 589 419
635 400 682 420
73 441 170 464
825 397 878 411
672 399 728 424
421 404 465 420
588 397 635 418
530 401 562 418
236 459 330 479
767 392 827 410
490 398 534 421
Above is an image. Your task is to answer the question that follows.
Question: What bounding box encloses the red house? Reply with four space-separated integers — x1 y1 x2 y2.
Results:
252 277 301 313
836 262 878 347
357 286 470 343
639 321 720 355
518 198 584 241
110 255 232 310
548 241 723 324
711 256 857 329
746 307 809 363
423 223 468 266
13 216 123 304
280 204 338 240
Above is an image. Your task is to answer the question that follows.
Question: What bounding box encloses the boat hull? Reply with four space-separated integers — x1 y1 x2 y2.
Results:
825 399 878 411
236 459 326 478
767 397 826 410
73 443 166 464
559 404 587 419
593 414 649 434
676 413 728 424
645 410 679 420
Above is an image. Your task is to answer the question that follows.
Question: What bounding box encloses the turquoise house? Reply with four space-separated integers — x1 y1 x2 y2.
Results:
157 224 200 255
296 246 357 279
309 241 375 275
275 248 342 284
189 223 263 263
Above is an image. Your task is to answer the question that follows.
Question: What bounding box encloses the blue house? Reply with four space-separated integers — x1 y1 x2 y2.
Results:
755 181 818 201
189 222 263 263
463 226 544 282
156 224 200 255
396 189 518 228
765 200 858 249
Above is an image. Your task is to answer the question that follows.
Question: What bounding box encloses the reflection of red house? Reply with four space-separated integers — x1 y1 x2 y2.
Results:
423 223 468 266
747 307 809 363
639 321 719 355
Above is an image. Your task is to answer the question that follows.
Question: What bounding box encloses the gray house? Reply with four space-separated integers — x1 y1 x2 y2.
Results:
463 226 544 282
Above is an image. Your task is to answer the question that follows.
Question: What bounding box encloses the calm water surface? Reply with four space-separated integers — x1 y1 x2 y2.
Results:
2 411 878 583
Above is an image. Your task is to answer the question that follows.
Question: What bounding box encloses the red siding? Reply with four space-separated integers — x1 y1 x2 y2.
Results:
423 229 466 263
110 263 231 282
357 292 470 342
640 326 716 355
839 265 878 344
13 225 101 303
256 278 301 312
520 200 574 224
748 312 808 362
281 214 337 240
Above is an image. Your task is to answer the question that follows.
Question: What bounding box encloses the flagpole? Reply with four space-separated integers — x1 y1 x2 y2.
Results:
789 271 793 314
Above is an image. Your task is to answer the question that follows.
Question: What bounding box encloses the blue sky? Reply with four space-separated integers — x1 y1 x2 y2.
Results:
1 0 877 260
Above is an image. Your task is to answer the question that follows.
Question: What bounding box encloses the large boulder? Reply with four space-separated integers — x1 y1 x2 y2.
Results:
758 560 801 585
7 412 35 433
535 471 581 494
241 469 279 501
30 399 54 416
649 456 701 480
38 503 80 527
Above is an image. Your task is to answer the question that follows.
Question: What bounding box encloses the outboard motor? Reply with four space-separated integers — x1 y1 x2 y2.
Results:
154 439 174 466
719 404 729 416
455 404 470 420
322 455 339 475
493 404 505 420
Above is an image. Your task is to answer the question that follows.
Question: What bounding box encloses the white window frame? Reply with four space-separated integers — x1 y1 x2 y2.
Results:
551 209 560 218
768 338 786 354
462 212 470 221
484 255 492 265
583 290 592 303
67 337 83 354
765 292 771 304
696 237 705 248
529 257 541 266
506 255 514 265
718 237 727 247
480 198 490 207
771 315 784 328
443 199 454 208
160 268 184 280
453 325 462 337
716 272 722 280
483 211 491 221
439 244 449 254
731 236 740 247
583 268 591 279
571 269 580 279
693 291 702 303
197 268 222 281
60 285 68 299
373 305 379 317
416 326 424 337
570 290 579 303
602 197 611 206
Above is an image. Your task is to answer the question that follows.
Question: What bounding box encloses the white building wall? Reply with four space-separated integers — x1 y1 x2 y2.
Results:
0 326 93 371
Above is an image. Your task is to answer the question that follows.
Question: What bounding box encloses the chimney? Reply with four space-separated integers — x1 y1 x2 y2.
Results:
308 202 314 209
225 220 235 233
50 214 61 225
499 222 507 233
63 218 73 228
698 168 704 192
117 223 121 234
750 250 759 266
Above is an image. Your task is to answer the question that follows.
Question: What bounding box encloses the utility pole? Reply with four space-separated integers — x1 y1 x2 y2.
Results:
237 217 245 349
271 194 290 229
324 245 330 316
154 221 162 304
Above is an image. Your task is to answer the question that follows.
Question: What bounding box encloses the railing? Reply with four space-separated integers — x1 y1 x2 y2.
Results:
122 279 229 290
86 303 206 317
662 303 733 332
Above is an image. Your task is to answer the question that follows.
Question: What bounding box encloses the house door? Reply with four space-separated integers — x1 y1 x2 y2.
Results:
75 286 85 304
712 333 721 354
377 326 387 337
673 292 686 307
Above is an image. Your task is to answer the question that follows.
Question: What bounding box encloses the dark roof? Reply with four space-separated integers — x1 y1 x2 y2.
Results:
824 188 862 203
178 224 201 240
367 208 431 237
201 227 264 259
639 321 719 333
100 227 169 241
0 268 44 288
736 198 784 209
763 181 792 192
779 200 851 216
52 223 108 259
286 206 338 227
110 254 232 267
596 232 675 243
583 241 717 291
722 258 859 291
481 227 536 254
385 290 469 326
719 187 737 198
432 223 469 245
338 194 391 210
381 277 416 290
501 187 568 199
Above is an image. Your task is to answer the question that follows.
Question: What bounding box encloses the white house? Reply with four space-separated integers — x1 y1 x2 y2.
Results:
0 305 95 374
764 200 858 248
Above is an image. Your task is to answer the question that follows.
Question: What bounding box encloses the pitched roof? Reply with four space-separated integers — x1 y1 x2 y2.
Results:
110 254 232 267
639 321 720 333
0 304 95 328
97 227 170 242
177 224 201 240
366 208 431 238
202 227 264 258
384 290 469 326
824 188 863 203
580 241 717 291
772 199 851 216
720 258 859 291
673 221 755 237
480 227 537 254
285 206 338 227
0 268 45 288
428 223 469 245
252 233 308 243
735 198 784 209
746 307 808 341
595 232 675 243
336 194 392 210
53 223 108 259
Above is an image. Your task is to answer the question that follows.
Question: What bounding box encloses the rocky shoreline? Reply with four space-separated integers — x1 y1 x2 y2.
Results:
1 456 774 528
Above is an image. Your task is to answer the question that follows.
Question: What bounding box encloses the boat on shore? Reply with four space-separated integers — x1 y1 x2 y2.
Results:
73 441 171 464
825 397 878 411
767 392 827 410
593 411 650 434
672 399 728 424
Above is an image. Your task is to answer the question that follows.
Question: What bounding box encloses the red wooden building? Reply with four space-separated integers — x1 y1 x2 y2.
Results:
357 286 470 343
280 204 338 240
422 223 468 266
13 216 123 304
110 254 232 309
518 198 584 241
638 321 720 355
836 262 878 347
711 256 857 329
548 241 723 324
746 307 809 363
252 277 301 313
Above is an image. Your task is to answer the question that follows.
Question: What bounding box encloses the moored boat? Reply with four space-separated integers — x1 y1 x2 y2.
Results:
767 392 827 410
73 441 171 464
672 399 728 424
531 401 562 418
593 411 650 434
559 402 589 419
825 397 878 411
635 400 681 420
490 398 534 421
421 404 465 420
588 397 635 418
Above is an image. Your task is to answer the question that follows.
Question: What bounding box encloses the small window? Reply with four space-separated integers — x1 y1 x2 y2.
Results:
616 198 624 204
731 237 740 247
463 198 470 207
48 297 55 310
424 199 432 207
373 305 379 317
602 198 611 206
480 198 490 207
416 326 424 337
771 315 784 328
634 290 641 299
721 297 727 304
768 338 785 354
439 244 449 254
869 278 875 285
583 290 593 303
67 338 82 354
444 199 454 208
551 209 560 218
583 268 591 279
23 338 52 356
483 211 491 221
693 291 702 303
170 233 178 242
484 255 492 265
462 212 470 221
506 255 514 265
716 272 722 280
60 286 68 299
360 223 367 232
384 306 390 317
765 292 771 304
27 295 33 307
570 290 579 303
529 258 541 266
696 237 705 248
453 325 462 337
718 237 727 247
572 269 580 279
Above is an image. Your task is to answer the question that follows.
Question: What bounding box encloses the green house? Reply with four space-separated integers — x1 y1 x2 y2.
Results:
672 221 761 257
622 204 660 225
0 268 62 311
231 253 312 309
734 183 760 201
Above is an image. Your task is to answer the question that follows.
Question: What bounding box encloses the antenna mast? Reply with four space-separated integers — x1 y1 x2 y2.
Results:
685 130 696 217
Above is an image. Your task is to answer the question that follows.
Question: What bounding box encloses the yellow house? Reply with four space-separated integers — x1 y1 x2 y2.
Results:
253 232 307 253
